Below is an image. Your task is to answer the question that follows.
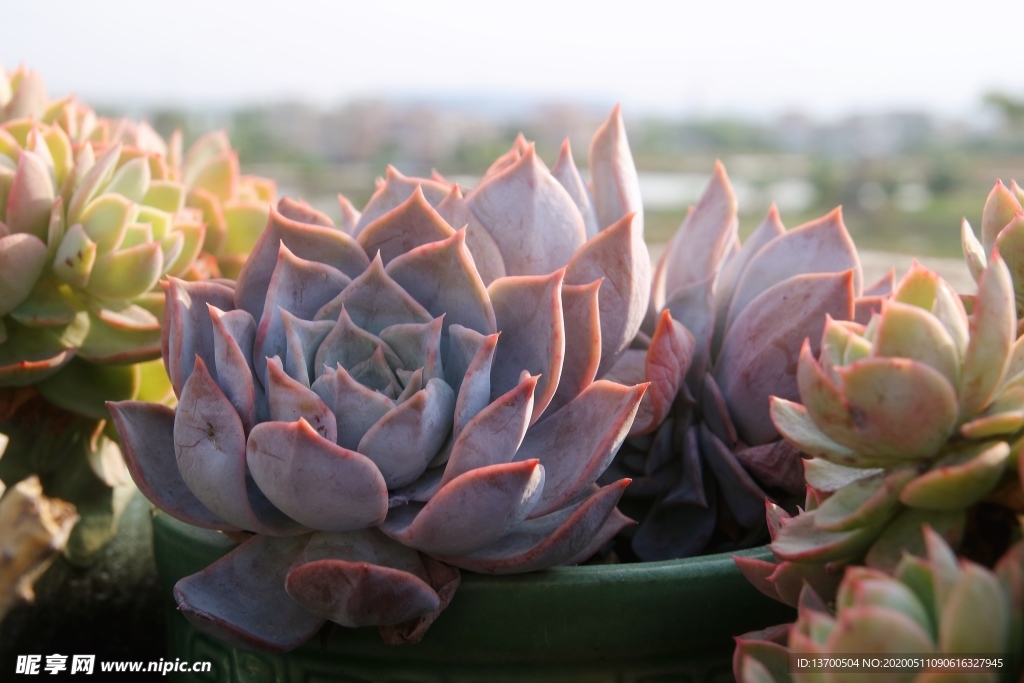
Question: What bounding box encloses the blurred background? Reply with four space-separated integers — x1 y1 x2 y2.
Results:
3 0 1024 665
6 0 1024 281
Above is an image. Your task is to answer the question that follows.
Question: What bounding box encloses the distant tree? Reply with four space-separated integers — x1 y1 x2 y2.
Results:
984 91 1024 129
149 109 191 141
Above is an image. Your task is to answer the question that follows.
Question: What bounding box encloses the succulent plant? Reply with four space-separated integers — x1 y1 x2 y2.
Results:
340 105 652 381
751 255 1024 593
734 527 1024 683
1 64 48 124
99 124 276 279
0 116 207 386
1 69 274 563
604 163 872 561
963 179 1024 317
109 112 653 650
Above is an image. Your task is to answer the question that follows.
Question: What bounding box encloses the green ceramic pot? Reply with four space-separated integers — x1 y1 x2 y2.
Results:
153 511 794 682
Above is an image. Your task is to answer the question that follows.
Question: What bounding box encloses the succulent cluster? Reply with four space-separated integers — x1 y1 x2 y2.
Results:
963 179 1024 315
604 163 877 561
734 528 1024 683
7 60 1021 664
730 182 1024 672
97 125 276 279
0 65 274 563
0 67 273 390
737 254 1023 606
109 108 664 650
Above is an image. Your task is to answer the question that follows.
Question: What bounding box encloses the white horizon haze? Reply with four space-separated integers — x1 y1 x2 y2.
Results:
4 0 1022 120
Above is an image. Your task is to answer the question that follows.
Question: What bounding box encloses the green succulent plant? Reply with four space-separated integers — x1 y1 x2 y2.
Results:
963 179 1024 317
764 255 1023 575
0 66 275 562
735 527 1024 683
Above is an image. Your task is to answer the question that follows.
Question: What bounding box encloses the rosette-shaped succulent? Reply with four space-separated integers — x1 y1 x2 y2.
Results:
0 75 242 561
339 105 652 381
0 106 205 559
605 163 871 561
763 255 1023 579
1 117 205 386
734 528 1024 683
108 125 276 279
963 179 1024 317
110 189 647 650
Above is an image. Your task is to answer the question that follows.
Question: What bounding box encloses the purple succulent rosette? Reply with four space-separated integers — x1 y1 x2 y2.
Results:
604 162 878 561
109 108 659 650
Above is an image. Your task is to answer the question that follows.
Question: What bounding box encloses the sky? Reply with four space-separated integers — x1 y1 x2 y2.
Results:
4 0 1023 119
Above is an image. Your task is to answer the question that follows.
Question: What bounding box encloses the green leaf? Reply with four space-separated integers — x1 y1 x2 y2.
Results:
76 308 161 364
36 357 140 420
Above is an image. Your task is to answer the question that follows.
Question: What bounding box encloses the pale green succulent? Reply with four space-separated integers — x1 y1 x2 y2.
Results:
734 527 1024 683
100 125 276 279
767 255 1023 572
0 68 273 563
962 179 1024 316
0 115 206 386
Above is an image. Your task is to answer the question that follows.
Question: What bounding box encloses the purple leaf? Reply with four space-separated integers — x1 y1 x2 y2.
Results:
108 400 237 530
715 271 856 446
547 281 601 414
437 479 630 573
380 460 545 556
354 166 449 235
247 419 388 531
280 311 333 388
725 208 862 334
653 162 736 310
449 327 499 439
551 139 599 239
357 378 456 489
435 184 505 285
466 145 586 275
442 374 537 485
164 278 235 396
234 205 368 320
357 186 456 265
252 243 351 383
174 534 322 652
606 310 693 437
516 380 647 517
315 253 431 335
589 105 643 235
311 364 395 450
566 212 651 375
208 305 257 432
277 196 333 227
312 306 401 381
378 316 444 382
265 356 338 443
175 356 306 535
488 270 565 423
386 229 496 335
284 530 446 629
697 424 769 529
